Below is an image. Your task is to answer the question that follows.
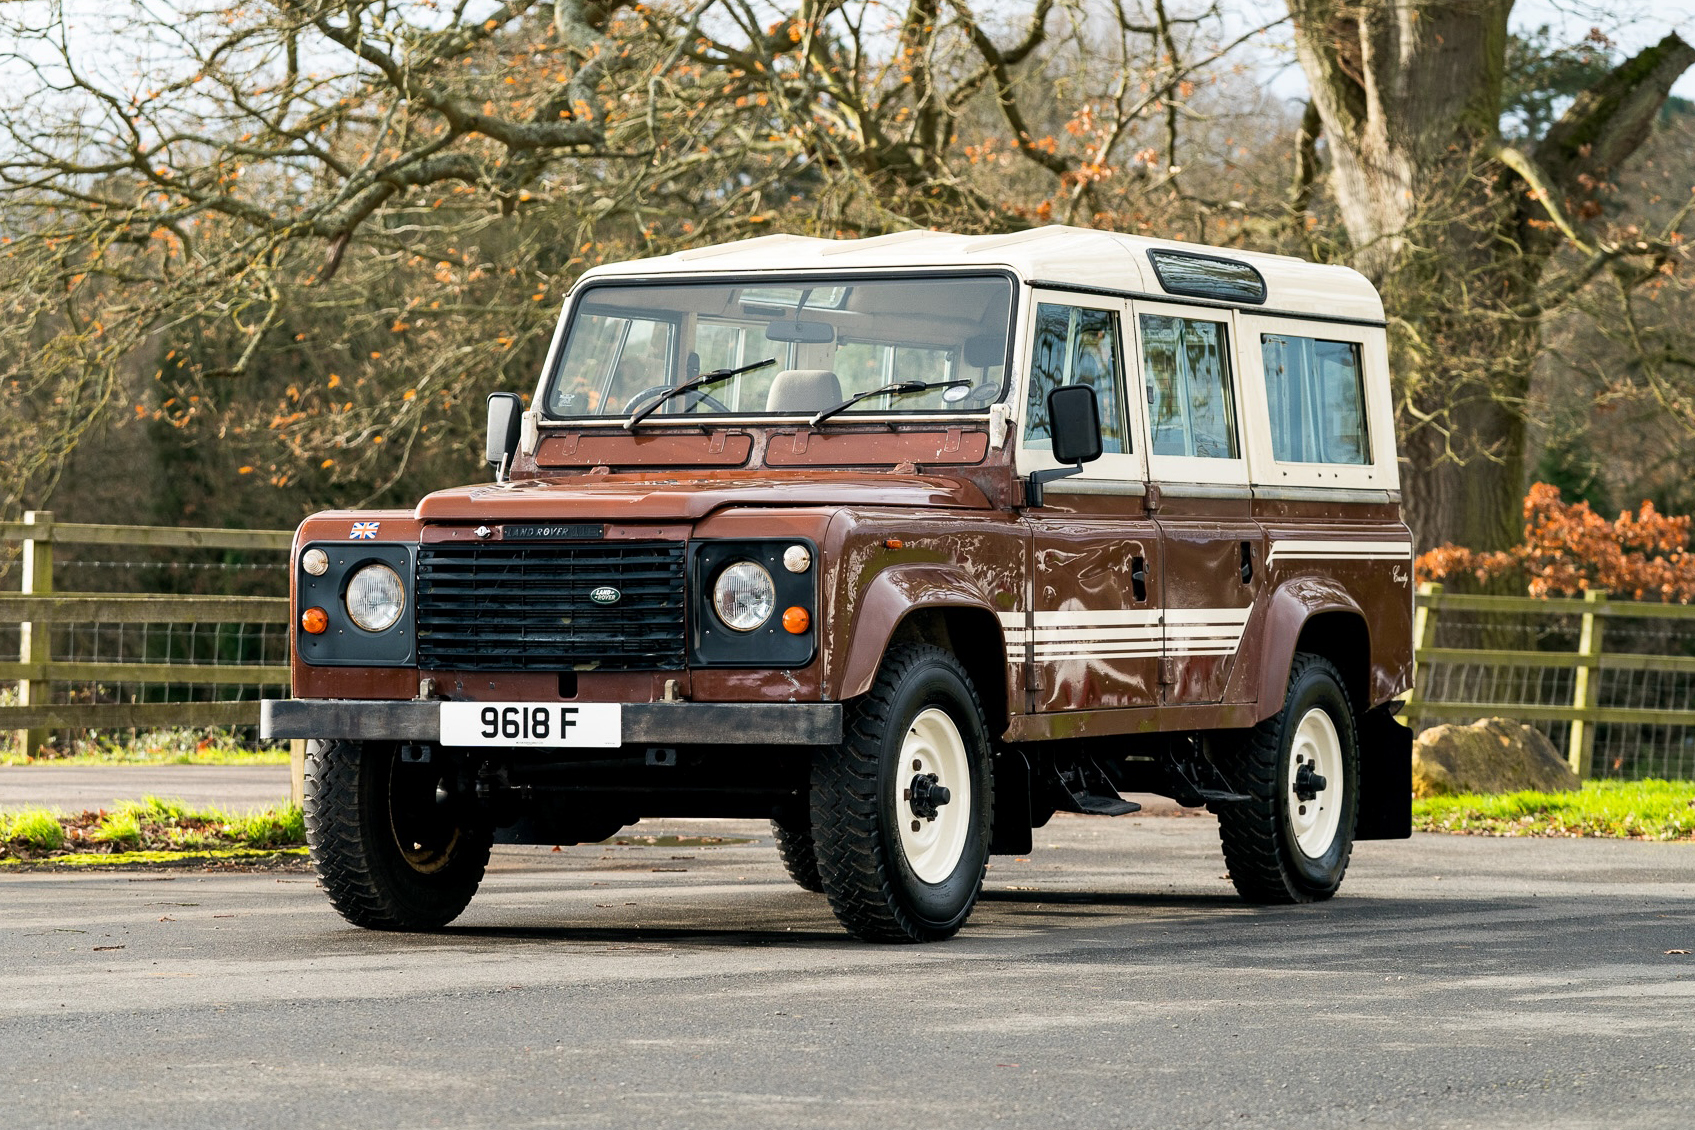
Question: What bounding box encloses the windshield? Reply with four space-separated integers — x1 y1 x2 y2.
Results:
545 274 1014 421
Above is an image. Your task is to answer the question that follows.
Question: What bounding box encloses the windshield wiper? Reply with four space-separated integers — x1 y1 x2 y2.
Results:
622 357 776 431
809 379 970 428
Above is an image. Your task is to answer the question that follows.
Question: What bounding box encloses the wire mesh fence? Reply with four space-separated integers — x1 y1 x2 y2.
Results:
2 518 292 758
1410 599 1695 781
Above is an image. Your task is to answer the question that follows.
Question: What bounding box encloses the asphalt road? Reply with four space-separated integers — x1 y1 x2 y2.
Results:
4 813 1693 1130
0 765 292 813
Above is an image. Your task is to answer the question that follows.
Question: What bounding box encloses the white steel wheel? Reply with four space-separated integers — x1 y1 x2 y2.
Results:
1285 706 1344 858
895 707 973 884
1216 653 1359 904
811 644 993 942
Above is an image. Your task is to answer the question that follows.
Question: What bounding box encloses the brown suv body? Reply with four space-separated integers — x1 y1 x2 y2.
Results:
264 227 1414 940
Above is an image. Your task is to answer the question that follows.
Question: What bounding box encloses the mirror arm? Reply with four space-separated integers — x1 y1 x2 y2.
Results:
1025 462 1084 508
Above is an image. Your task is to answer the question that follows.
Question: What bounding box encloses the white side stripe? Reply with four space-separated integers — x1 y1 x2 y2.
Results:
1267 539 1412 567
1016 604 1254 664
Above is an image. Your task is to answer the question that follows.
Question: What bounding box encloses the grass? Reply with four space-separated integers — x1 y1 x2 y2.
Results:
0 728 290 766
0 795 306 866
2 809 66 851
1414 779 1695 841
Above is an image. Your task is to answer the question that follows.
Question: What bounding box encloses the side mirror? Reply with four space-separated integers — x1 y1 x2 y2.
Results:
1026 384 1103 507
485 392 524 481
1048 384 1104 465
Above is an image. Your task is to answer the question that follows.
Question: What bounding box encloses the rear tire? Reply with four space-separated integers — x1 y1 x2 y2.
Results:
811 645 992 942
1216 654 1359 904
304 740 492 930
771 812 824 893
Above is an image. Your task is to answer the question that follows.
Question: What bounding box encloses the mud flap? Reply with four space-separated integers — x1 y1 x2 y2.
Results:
989 747 1034 856
1355 707 1413 840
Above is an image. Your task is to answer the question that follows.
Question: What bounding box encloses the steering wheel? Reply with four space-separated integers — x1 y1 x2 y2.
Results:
622 385 732 416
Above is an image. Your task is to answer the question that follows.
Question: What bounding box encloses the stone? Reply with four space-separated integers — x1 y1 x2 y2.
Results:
1411 717 1581 797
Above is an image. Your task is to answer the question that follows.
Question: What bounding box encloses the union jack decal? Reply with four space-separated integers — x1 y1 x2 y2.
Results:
349 521 380 540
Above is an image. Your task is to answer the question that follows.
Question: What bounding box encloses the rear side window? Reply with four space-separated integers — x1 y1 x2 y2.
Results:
1260 334 1369 464
1139 314 1238 459
1024 303 1127 454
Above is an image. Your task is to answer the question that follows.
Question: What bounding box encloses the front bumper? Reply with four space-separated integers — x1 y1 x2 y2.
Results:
259 699 843 746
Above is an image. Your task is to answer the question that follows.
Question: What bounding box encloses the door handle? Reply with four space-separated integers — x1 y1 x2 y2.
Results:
1240 540 1254 584
1131 555 1148 603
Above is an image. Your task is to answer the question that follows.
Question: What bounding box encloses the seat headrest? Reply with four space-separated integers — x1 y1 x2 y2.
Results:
964 333 1006 368
765 369 843 413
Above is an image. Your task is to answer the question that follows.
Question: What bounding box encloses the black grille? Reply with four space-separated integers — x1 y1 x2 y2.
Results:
415 541 685 671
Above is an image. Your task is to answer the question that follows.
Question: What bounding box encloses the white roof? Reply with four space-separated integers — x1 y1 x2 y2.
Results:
577 225 1384 323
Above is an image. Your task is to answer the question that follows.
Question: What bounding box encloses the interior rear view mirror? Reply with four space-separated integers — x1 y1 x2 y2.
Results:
763 319 836 343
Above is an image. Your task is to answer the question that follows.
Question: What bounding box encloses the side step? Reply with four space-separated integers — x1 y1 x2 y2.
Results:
1050 756 1142 817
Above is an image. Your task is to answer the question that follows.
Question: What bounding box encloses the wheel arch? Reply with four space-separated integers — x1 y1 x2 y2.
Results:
1254 587 1371 722
831 563 1011 733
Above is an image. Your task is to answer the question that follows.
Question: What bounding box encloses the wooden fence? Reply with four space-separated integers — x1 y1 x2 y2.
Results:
5 516 1695 781
0 511 297 791
1402 582 1695 778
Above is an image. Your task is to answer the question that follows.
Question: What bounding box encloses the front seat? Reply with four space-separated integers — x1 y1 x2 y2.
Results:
765 369 843 413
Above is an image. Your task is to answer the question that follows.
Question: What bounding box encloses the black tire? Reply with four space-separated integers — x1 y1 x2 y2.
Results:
1216 653 1359 904
811 644 993 942
304 739 493 930
770 812 824 893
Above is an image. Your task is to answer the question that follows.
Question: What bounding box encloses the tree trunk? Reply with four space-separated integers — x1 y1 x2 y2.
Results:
1288 2 1694 551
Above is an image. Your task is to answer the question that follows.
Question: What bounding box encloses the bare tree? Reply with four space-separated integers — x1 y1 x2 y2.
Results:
0 0 1269 519
1287 1 1695 552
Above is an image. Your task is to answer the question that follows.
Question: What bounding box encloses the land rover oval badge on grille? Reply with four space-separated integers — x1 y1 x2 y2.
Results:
589 585 622 606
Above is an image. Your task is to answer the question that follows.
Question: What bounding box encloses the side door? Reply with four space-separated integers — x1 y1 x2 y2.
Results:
1016 293 1162 713
1129 300 1261 705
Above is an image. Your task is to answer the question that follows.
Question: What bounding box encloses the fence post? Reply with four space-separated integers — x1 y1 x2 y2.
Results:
1568 588 1606 779
1402 582 1441 731
15 510 54 760
290 739 306 808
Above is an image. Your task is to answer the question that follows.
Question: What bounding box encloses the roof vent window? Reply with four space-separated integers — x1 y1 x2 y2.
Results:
1147 250 1266 305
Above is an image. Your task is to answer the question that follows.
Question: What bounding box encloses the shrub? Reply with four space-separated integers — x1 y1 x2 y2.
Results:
1417 483 1695 602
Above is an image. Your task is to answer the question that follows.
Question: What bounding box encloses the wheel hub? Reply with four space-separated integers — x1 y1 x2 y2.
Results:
894 707 972 885
1286 706 1345 859
906 772 952 821
1293 761 1328 802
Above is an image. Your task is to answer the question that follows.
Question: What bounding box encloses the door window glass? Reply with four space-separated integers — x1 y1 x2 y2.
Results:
553 313 675 414
1023 303 1126 453
1260 334 1369 464
1139 314 1237 459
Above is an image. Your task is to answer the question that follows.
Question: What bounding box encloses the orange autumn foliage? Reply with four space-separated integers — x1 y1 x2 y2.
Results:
1415 483 1695 603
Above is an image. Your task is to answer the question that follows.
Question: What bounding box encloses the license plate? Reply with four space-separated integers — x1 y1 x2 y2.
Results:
440 702 621 748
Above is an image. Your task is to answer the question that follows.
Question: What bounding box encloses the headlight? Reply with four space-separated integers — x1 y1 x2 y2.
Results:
712 561 775 632
346 563 405 632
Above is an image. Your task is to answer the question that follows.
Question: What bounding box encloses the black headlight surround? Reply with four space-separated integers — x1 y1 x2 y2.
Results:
688 539 817 668
296 541 416 666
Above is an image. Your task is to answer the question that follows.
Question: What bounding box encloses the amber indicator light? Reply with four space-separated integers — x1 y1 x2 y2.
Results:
301 607 329 635
782 606 811 634
884 538 904 550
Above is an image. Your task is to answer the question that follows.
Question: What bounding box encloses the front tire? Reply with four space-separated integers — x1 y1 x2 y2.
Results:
1216 654 1359 904
811 645 993 942
304 740 493 930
